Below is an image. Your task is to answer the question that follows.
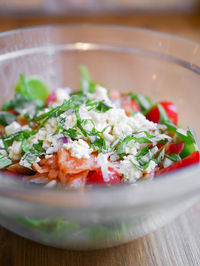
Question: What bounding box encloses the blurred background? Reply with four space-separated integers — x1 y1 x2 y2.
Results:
0 0 200 42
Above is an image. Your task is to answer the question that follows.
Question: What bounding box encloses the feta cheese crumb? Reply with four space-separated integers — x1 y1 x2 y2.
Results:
55 88 70 104
118 155 142 183
8 141 21 161
5 121 21 135
64 139 93 159
163 158 174 168
144 160 157 174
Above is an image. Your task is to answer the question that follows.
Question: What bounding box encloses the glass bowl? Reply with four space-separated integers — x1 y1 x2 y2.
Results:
0 25 200 250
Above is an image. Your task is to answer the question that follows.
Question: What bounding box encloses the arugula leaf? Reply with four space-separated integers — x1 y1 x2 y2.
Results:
0 111 17 126
165 153 181 162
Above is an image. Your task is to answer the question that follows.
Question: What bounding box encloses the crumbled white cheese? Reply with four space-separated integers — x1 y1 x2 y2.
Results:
144 160 157 174
8 141 21 161
95 85 110 102
118 155 142 183
0 139 4 149
177 128 187 136
97 153 109 182
64 139 92 159
5 121 21 135
163 158 173 168
45 180 57 188
55 88 70 104
124 140 139 155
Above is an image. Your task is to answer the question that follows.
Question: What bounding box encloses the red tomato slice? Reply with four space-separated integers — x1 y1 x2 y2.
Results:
155 151 200 176
166 142 184 155
0 125 4 136
146 101 178 125
110 90 121 100
87 167 121 185
121 99 141 116
46 91 56 107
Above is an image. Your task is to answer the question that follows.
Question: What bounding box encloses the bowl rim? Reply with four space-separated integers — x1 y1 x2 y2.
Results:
0 24 200 211
0 23 199 46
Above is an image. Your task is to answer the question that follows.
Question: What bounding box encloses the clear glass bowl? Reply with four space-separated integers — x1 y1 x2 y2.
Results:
0 25 200 250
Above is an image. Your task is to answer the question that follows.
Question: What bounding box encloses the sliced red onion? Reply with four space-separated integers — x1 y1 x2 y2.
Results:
46 91 56 106
61 137 69 144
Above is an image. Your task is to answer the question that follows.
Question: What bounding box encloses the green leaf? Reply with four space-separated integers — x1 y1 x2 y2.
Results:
62 128 80 138
3 130 34 149
20 140 45 169
157 104 170 124
79 65 90 81
95 102 112 113
0 111 17 126
79 65 98 94
0 156 12 169
165 153 181 162
153 146 165 164
15 74 49 103
128 93 153 113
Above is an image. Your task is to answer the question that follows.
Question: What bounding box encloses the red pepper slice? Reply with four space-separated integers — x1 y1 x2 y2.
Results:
146 101 178 125
155 151 200 176
87 167 121 185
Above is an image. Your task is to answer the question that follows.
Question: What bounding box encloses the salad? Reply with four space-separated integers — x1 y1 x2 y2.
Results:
0 66 199 189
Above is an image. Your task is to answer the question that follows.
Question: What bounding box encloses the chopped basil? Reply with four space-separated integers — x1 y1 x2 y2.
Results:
20 139 45 169
86 99 112 113
117 134 154 159
0 111 17 126
0 142 12 169
165 153 181 162
0 156 12 169
34 100 74 126
62 128 80 139
128 92 153 113
153 146 165 164
157 104 170 124
3 130 34 149
2 93 44 115
164 121 196 145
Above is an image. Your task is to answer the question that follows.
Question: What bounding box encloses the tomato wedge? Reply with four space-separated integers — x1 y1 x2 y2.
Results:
155 151 200 176
146 101 178 125
121 99 141 116
87 167 121 185
166 142 184 155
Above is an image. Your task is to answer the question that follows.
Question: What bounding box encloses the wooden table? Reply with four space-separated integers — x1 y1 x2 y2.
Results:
0 13 200 266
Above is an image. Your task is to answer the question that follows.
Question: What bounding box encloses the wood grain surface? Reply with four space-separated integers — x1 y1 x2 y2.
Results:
0 12 200 266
